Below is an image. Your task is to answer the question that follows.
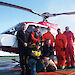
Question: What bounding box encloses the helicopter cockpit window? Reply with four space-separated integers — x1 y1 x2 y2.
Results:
40 27 47 34
26 25 36 32
26 25 47 34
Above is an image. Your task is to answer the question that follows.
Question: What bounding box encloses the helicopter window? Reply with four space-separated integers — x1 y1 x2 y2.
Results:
27 25 47 34
26 25 36 32
40 27 47 34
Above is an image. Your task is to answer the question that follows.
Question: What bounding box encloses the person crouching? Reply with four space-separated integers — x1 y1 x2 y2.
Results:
28 41 45 75
42 39 57 72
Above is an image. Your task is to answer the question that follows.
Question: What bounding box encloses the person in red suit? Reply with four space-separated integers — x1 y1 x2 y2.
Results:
63 26 75 68
31 26 44 44
43 27 54 47
55 28 67 69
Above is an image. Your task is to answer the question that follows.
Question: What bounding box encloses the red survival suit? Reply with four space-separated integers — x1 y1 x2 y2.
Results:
55 33 67 67
43 31 54 47
31 31 44 44
63 31 74 67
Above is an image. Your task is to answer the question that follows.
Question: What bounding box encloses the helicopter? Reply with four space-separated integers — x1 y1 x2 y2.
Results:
0 2 75 54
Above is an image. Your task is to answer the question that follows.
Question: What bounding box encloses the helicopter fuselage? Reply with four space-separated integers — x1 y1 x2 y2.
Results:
0 21 59 54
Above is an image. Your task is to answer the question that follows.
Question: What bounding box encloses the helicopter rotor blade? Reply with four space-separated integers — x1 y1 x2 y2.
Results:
0 2 75 20
53 12 75 16
0 2 41 16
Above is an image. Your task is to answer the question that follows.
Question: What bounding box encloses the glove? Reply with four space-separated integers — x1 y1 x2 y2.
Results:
63 47 66 51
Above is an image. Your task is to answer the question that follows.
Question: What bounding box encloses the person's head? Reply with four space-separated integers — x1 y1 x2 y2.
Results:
57 28 61 34
22 24 26 31
65 26 69 32
36 41 41 49
47 27 51 32
35 26 40 32
45 39 51 45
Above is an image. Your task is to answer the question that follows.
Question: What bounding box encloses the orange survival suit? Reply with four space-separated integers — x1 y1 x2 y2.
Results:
55 33 67 67
43 31 54 47
63 31 74 67
31 31 44 44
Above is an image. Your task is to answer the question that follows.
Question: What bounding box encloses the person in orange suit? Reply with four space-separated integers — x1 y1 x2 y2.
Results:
63 26 74 68
31 26 44 44
43 27 54 47
55 28 67 69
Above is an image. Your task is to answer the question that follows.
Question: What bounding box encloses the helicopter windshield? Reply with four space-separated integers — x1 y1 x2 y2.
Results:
26 25 47 34
26 25 36 32
40 27 47 34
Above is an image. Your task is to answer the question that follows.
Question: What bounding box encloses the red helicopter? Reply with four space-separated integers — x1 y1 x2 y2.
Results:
0 2 75 54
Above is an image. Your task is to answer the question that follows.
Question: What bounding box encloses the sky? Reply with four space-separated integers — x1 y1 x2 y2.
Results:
0 0 75 55
0 0 75 35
